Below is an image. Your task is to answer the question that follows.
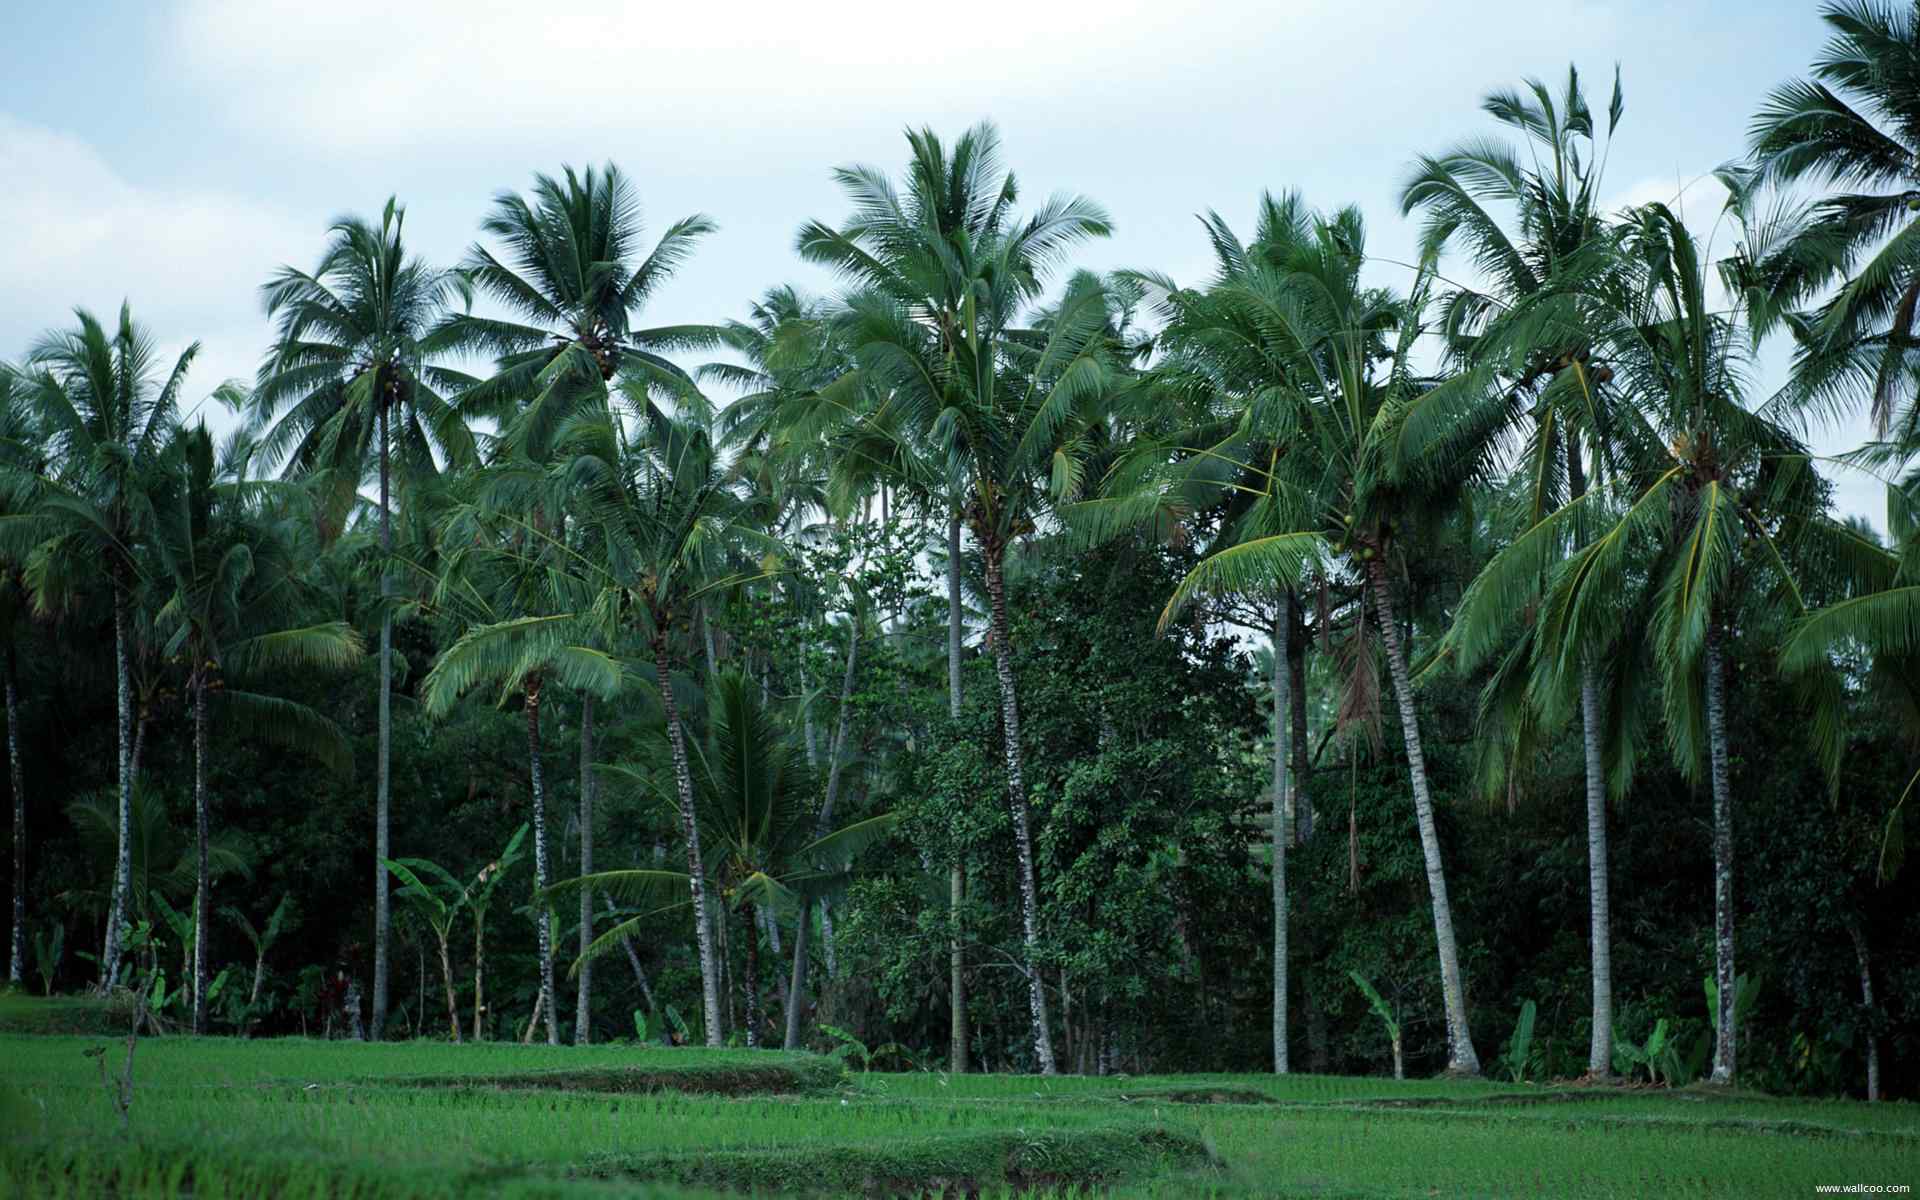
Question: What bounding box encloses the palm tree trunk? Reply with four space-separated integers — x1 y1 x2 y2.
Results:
372 401 393 1041
655 637 724 1046
439 932 461 1042
192 675 210 1035
784 901 811 1050
7 644 25 988
743 910 761 1048
1848 921 1879 1101
1578 668 1613 1078
101 582 134 990
1271 609 1290 1075
948 512 969 1073
607 897 658 1016
575 692 596 1044
1705 625 1737 1085
472 915 485 1041
785 619 860 1049
525 677 559 1045
981 543 1057 1075
1368 558 1480 1075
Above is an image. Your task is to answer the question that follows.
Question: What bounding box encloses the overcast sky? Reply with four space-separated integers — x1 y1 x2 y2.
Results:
0 0 1878 520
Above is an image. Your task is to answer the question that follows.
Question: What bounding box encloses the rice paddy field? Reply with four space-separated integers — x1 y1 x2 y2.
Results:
0 1032 1914 1198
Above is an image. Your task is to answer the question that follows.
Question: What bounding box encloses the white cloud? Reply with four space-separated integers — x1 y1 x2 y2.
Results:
0 116 306 425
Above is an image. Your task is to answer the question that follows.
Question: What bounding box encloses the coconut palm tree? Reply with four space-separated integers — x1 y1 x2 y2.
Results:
799 124 1112 1073
1748 0 1920 435
1458 196 1849 1085
150 421 361 1032
0 305 198 989
550 385 776 1045
1121 200 1507 1075
435 162 719 455
1404 65 1631 1077
554 669 894 1047
253 198 475 1038
419 451 624 1045
0 366 39 988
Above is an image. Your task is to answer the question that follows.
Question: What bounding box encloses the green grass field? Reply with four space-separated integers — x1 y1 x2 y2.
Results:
0 1033 1913 1198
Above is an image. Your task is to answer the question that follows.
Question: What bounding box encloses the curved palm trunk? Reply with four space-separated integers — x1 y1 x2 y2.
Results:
7 645 25 987
191 675 211 1035
655 637 724 1046
1368 559 1480 1075
784 620 859 1050
1704 626 1737 1085
575 692 596 1044
1578 669 1613 1077
371 403 393 1041
525 677 559 1045
948 512 969 1073
981 544 1057 1075
101 584 134 990
1271 610 1290 1075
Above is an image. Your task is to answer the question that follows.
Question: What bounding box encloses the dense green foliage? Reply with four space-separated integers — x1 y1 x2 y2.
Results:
7 7 1920 1135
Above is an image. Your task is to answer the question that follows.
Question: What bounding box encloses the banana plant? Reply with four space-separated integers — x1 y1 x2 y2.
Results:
32 925 61 996
1499 999 1539 1082
222 893 297 1030
1349 970 1404 1080
465 823 527 1041
380 856 467 1042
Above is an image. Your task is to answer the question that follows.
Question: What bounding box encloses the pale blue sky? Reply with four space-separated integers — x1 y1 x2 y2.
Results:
0 0 1874 517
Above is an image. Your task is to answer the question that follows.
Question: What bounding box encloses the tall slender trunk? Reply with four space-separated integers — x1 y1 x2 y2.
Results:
575 692 596 1044
784 901 811 1050
656 637 724 1046
371 401 392 1040
525 677 558 1045
129 707 149 783
1271 609 1290 1074
1848 922 1880 1102
101 584 134 990
7 644 24 987
1578 669 1614 1077
1705 625 1736 1085
439 933 461 1042
608 896 657 1015
981 543 1057 1075
785 620 860 1049
191 675 210 1035
947 512 969 1072
1368 558 1480 1074
472 912 486 1040
743 910 761 1048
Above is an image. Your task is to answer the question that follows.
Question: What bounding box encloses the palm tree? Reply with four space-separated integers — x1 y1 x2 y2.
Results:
151 421 361 1032
1116 200 1505 1075
436 163 719 452
0 366 39 988
253 198 475 1038
0 305 197 989
420 455 624 1046
1748 0 1920 435
552 387 774 1045
1404 65 1630 1077
799 123 1112 1073
555 669 894 1047
1457 197 1846 1085
438 165 717 1041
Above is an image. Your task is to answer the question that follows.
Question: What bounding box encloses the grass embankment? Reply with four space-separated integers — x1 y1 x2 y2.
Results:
0 1020 1915 1197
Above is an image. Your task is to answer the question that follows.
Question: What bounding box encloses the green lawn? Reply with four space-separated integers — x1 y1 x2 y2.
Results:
0 1034 1913 1197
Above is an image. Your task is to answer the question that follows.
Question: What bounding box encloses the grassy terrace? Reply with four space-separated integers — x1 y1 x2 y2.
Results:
1 1036 1914 1197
